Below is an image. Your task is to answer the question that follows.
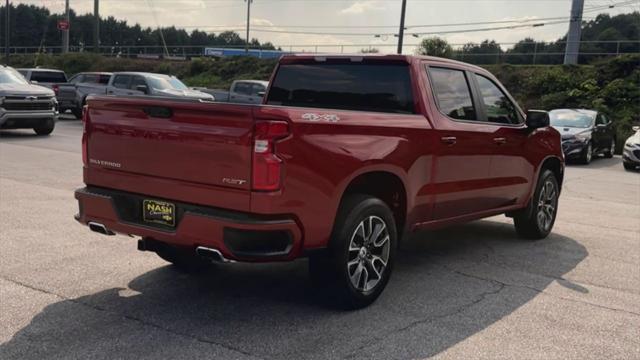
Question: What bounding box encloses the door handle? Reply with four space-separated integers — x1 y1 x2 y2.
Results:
441 136 457 145
493 137 507 145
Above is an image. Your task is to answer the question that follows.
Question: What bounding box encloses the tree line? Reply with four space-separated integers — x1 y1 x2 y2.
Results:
414 12 639 64
0 4 276 54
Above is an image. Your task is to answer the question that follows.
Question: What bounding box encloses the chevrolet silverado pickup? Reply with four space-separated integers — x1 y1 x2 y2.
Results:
1 65 58 135
75 54 564 309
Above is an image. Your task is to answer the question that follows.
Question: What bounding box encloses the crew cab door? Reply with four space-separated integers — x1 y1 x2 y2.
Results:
425 65 497 220
470 72 532 207
594 113 614 151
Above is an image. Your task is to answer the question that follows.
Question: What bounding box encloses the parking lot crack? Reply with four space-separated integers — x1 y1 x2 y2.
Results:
0 275 262 359
433 264 640 317
342 282 506 359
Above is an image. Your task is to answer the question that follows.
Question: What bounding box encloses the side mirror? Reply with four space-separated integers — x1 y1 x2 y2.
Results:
135 85 149 94
633 126 640 132
526 110 550 129
30 80 39 84
257 91 265 97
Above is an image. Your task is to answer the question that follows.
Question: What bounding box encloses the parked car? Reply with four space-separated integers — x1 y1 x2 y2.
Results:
0 65 58 135
550 109 616 164
57 72 113 118
195 80 269 104
622 126 640 171
60 72 213 118
75 54 564 309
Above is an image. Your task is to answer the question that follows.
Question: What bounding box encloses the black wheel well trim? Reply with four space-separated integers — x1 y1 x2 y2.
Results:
336 170 409 240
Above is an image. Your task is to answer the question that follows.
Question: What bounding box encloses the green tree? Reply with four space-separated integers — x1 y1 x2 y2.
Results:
415 37 453 58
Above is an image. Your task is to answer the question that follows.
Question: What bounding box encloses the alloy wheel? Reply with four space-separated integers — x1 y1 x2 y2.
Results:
586 143 592 162
536 180 557 232
347 216 390 293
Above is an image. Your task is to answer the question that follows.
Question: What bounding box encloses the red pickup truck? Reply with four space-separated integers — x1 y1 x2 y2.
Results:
75 55 564 308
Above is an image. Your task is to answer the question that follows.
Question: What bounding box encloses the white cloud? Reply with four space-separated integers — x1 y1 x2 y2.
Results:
339 1 384 15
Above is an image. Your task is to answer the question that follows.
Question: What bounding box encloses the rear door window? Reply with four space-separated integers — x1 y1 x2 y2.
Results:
266 63 415 114
428 67 477 121
474 74 522 125
112 75 131 89
30 71 67 83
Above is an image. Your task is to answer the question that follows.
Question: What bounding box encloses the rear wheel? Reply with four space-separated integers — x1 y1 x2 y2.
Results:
309 194 396 309
604 138 615 158
33 118 55 136
71 107 83 119
513 169 559 240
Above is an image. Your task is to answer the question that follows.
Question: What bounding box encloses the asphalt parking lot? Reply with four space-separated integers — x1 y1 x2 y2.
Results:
1 118 639 360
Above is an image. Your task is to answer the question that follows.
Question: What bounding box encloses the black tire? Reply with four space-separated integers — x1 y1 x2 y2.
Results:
578 142 593 164
513 169 559 240
33 118 55 136
604 138 615 158
71 107 83 120
309 194 397 309
623 162 636 171
154 242 211 272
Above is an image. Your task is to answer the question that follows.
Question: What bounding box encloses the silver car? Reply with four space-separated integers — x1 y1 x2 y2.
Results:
622 126 640 171
1 66 58 135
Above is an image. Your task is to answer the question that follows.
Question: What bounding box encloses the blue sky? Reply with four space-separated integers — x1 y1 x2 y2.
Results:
16 0 640 52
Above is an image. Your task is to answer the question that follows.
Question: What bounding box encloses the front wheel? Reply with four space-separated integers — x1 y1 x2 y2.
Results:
578 142 593 164
309 194 397 309
33 118 55 136
623 162 636 171
513 169 559 240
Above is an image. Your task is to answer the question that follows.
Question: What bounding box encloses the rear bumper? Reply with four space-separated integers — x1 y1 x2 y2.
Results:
74 186 303 262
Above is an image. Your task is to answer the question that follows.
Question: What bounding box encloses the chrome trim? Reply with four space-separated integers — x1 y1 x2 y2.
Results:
195 246 236 263
88 222 116 236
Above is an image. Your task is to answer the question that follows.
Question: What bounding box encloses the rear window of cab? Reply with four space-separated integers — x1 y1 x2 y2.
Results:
266 63 415 114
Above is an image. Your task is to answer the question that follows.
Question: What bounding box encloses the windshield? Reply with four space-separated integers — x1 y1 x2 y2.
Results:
146 75 188 91
0 68 29 85
549 110 594 128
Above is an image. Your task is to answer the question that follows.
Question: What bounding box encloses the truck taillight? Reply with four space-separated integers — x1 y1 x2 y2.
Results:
81 105 88 166
252 121 289 191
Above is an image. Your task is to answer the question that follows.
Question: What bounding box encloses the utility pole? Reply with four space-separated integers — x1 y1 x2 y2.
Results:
564 0 584 65
94 0 99 53
62 0 70 53
4 0 9 64
245 0 252 53
397 0 407 54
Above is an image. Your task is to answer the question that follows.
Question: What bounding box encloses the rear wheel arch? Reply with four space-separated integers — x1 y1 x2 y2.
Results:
335 170 408 240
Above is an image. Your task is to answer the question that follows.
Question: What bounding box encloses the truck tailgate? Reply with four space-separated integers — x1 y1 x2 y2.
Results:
84 96 254 210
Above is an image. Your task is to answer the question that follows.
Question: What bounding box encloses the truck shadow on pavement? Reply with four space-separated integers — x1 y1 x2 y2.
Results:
0 220 587 360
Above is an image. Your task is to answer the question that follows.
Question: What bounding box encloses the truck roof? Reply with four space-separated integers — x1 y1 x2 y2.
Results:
16 68 65 73
279 54 486 73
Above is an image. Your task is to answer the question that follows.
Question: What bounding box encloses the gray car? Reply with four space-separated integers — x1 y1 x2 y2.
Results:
0 66 58 135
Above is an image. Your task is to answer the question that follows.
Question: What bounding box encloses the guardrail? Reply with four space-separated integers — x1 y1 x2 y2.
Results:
6 40 639 65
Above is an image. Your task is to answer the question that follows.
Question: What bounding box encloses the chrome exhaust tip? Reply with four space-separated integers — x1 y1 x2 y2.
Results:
195 246 235 263
88 222 115 236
